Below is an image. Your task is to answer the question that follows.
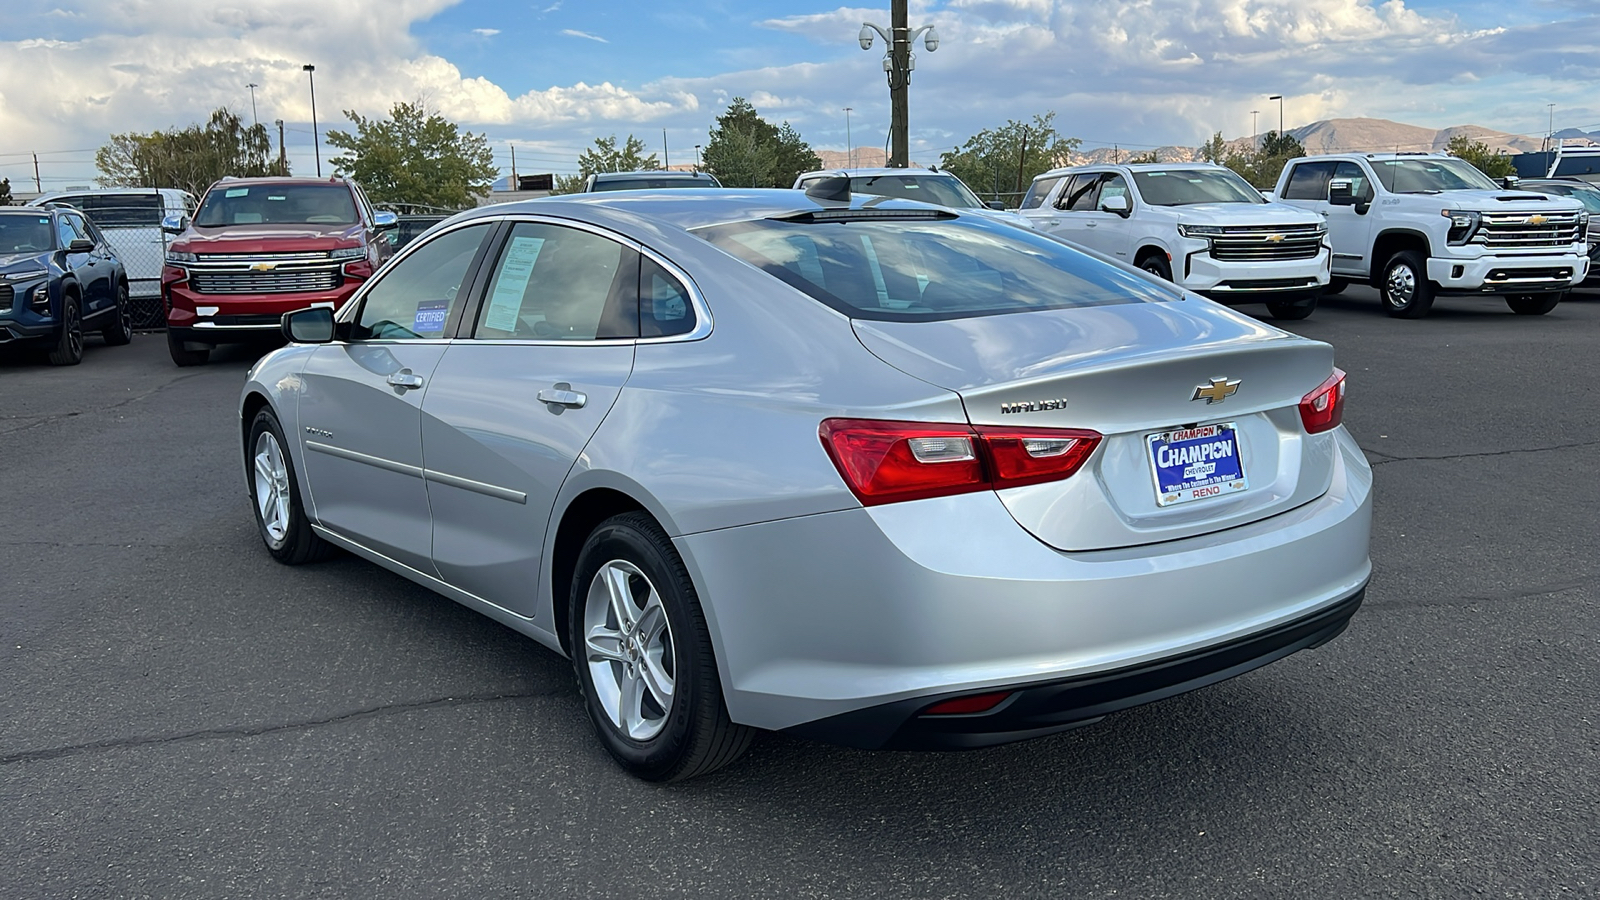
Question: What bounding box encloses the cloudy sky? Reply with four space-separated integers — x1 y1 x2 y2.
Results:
2 0 1597 191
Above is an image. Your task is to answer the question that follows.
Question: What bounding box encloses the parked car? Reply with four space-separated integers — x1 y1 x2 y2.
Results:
792 167 1033 229
0 205 132 365
30 188 196 319
1516 178 1600 284
1271 153 1589 317
1019 163 1330 319
581 171 722 192
242 185 1372 781
162 176 398 366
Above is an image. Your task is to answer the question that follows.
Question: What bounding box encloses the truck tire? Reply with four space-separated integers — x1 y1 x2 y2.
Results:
1266 297 1317 320
1506 293 1561 316
1325 278 1349 295
1379 251 1435 319
167 326 210 367
1138 253 1172 282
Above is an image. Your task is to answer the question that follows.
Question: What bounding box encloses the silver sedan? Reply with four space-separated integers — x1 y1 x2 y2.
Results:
241 184 1372 781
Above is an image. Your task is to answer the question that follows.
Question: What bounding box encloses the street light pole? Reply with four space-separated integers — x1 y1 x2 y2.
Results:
694 144 701 173
1269 95 1284 138
844 107 853 169
246 82 260 128
859 0 939 168
1251 110 1260 147
303 64 321 177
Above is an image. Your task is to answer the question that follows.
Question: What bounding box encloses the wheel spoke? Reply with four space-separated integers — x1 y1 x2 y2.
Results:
636 599 667 645
639 649 674 709
619 670 646 736
584 625 629 664
603 564 639 627
255 456 275 483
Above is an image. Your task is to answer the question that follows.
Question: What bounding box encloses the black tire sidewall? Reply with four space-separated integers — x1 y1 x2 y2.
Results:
1267 298 1316 320
1139 255 1173 281
104 284 133 344
167 326 209 366
51 295 84 365
247 409 311 562
569 515 712 780
1507 292 1561 316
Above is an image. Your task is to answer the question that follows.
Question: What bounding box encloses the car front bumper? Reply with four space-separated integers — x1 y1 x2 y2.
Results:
1426 251 1589 293
164 282 359 343
1178 245 1331 298
677 427 1373 745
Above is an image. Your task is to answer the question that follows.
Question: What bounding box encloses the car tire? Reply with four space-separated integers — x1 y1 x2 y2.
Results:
1379 251 1435 319
102 283 133 346
1506 292 1561 316
247 407 336 565
47 293 85 366
569 511 754 782
168 326 210 366
1324 277 1349 295
1138 253 1173 281
1266 297 1317 320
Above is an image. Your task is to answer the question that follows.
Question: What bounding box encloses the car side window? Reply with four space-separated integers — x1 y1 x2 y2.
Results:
640 257 695 338
56 217 79 247
473 222 637 341
1057 173 1102 211
1282 161 1338 201
353 223 493 340
1021 176 1063 210
1333 162 1373 200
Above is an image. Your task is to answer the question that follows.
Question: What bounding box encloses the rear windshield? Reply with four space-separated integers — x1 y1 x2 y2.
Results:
695 215 1172 321
195 184 358 227
51 194 164 226
0 215 54 252
591 177 718 191
840 174 983 209
1132 169 1265 206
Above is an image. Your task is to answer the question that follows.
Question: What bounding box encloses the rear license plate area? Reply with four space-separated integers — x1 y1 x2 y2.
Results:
1147 423 1248 507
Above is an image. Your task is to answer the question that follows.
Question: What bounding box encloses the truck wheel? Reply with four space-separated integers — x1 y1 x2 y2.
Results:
167 326 210 366
1379 251 1435 319
47 295 85 366
1506 293 1561 316
1325 278 1349 295
1266 297 1317 320
1138 253 1172 282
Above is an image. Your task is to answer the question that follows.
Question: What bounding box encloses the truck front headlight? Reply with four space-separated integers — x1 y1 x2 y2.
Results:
1441 209 1481 246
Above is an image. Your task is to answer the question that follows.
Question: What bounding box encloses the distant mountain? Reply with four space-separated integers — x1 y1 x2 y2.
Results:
815 147 891 169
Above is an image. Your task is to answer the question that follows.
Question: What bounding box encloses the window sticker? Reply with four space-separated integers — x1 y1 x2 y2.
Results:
413 299 450 334
224 188 249 198
482 236 546 332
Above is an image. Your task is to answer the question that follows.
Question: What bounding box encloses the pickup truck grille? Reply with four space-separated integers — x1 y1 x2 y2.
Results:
1475 212 1583 250
1207 224 1325 262
184 253 345 296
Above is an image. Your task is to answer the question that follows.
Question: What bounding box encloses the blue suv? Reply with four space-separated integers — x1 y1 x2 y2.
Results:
0 205 131 365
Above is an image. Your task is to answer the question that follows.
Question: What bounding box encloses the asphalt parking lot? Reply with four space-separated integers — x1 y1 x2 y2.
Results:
3 284 1597 898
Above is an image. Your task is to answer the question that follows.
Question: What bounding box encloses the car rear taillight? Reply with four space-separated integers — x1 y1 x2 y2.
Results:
819 418 1102 506
1299 368 1346 434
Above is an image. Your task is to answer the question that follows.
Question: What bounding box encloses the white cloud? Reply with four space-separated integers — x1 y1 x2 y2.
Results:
560 29 608 43
472 28 500 37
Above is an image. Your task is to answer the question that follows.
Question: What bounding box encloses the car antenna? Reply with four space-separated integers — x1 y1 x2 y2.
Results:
805 175 851 205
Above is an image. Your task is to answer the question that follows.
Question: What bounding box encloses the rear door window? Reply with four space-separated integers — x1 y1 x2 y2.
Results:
472 222 637 341
56 194 164 227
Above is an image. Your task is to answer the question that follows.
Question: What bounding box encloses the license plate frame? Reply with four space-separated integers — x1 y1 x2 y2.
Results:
1146 422 1248 507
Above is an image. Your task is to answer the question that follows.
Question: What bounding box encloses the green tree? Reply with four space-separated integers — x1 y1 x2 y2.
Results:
702 98 820 188
546 134 661 195
1126 150 1159 164
326 102 497 210
939 112 1082 206
1445 135 1516 179
1222 129 1306 189
95 108 284 196
1199 132 1229 165
0 177 11 205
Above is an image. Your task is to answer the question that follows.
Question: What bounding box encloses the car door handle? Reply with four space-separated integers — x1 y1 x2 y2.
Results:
1085 221 1098 228
387 370 424 390
537 387 587 409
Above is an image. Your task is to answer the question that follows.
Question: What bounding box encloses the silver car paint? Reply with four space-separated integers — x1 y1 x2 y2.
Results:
241 189 1372 732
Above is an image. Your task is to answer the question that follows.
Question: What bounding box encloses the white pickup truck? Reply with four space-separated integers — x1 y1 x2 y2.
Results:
1018 163 1330 319
1272 152 1590 317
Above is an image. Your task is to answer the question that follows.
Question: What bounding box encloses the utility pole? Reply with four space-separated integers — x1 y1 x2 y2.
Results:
859 1 938 169
694 144 701 173
303 64 321 177
844 107 853 169
1015 129 1028 198
246 82 260 127
510 144 517 189
1251 110 1260 147
33 152 42 193
276 120 287 173
1269 95 1284 138
663 128 669 169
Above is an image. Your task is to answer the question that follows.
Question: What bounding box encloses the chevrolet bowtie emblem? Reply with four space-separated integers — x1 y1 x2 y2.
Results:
1526 215 1547 226
251 262 277 271
1266 233 1285 242
1192 377 1241 404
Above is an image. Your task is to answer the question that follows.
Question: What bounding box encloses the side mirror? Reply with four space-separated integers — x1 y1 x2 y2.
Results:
282 307 336 344
67 238 95 253
1328 179 1357 206
1100 194 1131 216
985 200 1006 210
373 211 399 231
1500 175 1521 190
161 214 188 234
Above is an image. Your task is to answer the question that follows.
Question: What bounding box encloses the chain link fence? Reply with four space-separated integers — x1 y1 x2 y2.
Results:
43 198 172 329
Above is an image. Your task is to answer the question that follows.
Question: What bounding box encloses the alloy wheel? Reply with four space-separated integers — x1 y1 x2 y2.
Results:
1386 263 1416 307
583 560 676 741
65 302 83 358
253 430 292 544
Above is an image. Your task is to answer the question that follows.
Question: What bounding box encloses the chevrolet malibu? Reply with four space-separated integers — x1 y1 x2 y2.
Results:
240 184 1373 781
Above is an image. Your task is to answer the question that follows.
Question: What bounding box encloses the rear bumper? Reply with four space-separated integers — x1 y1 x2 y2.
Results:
786 583 1364 749
1426 252 1589 293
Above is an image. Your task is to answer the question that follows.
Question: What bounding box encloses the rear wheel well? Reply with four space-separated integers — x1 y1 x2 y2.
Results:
1371 231 1431 284
551 488 649 655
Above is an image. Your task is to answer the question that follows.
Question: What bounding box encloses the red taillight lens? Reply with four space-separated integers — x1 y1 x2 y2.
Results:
1299 368 1346 434
923 691 1013 715
819 418 1102 506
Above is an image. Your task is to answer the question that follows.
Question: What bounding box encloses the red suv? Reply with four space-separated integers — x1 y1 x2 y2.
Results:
162 176 397 365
